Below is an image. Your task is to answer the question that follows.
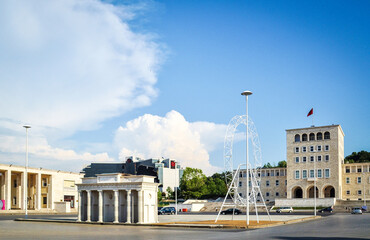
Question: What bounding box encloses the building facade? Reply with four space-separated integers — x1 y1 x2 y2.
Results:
236 125 369 206
77 173 158 224
0 164 82 211
286 125 344 200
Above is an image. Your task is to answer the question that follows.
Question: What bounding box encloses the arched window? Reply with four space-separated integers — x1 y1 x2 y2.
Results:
294 134 300 142
317 132 322 140
309 133 315 141
324 132 330 140
302 134 307 141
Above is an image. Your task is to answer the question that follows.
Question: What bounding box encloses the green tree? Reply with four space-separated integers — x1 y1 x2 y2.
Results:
277 160 287 168
166 186 174 199
179 167 207 199
344 151 370 163
157 189 163 203
262 162 273 168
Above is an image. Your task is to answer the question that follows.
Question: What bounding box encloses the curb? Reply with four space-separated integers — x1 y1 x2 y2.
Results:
14 216 321 229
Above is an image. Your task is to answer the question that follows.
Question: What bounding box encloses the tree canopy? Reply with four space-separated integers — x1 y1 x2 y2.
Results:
262 160 287 168
344 151 370 163
179 167 228 199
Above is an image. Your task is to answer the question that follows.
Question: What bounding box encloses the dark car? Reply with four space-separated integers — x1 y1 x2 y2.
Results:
221 208 242 215
318 207 333 213
158 207 176 215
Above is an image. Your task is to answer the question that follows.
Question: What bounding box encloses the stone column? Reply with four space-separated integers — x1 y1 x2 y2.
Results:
98 190 103 222
36 173 41 210
5 170 11 210
20 172 24 209
114 190 119 223
126 190 131 223
155 187 159 223
86 190 91 222
138 190 143 223
77 191 82 222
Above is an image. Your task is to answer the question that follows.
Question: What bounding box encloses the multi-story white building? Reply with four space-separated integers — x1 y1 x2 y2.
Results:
0 164 82 211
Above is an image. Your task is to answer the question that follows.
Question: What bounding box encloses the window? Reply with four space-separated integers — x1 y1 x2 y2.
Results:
324 132 330 140
325 155 329 161
271 171 275 177
358 190 362 195
324 145 329 151
266 192 270 197
357 168 362 173
346 167 350 173
276 192 280 197
42 178 48 187
317 169 322 178
317 156 322 162
302 134 307 141
295 147 299 153
13 179 17 188
239 181 242 187
295 157 299 163
346 190 350 195
317 132 323 140
302 170 307 179
302 146 307 152
346 177 350 184
310 146 314 152
13 197 17 205
266 180 270 187
310 156 314 162
267 172 270 176
261 172 265 177
239 193 243 197
317 145 322 151
276 180 279 186
285 180 287 185
239 172 243 178
43 197 47 205
325 169 330 178
294 134 300 142
310 170 315 178
276 171 280 176
309 133 315 141
357 177 361 184
295 170 300 179
302 157 307 162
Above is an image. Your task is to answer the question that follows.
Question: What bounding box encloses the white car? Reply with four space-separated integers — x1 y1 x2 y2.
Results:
276 207 293 213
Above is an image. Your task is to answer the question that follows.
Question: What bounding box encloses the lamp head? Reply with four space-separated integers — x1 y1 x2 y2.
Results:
23 125 31 129
241 91 253 96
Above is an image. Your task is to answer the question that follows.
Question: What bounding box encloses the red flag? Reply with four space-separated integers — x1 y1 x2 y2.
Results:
307 108 313 117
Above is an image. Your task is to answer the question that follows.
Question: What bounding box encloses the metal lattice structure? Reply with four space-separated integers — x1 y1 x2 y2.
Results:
216 115 271 223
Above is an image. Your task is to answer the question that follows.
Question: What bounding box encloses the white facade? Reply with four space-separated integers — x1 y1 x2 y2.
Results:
0 163 82 211
77 173 159 224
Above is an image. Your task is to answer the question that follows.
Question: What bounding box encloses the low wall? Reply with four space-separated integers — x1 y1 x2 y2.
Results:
54 202 71 213
275 198 336 207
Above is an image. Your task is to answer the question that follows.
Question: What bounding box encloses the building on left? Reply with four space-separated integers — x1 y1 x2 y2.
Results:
0 163 83 212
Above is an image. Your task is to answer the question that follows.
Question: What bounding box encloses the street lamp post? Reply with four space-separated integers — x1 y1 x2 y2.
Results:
241 90 252 225
23 125 31 219
314 154 316 216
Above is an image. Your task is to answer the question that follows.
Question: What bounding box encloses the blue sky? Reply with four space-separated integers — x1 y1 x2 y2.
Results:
0 0 369 175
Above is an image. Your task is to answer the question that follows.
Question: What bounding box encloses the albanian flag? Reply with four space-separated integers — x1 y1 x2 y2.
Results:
307 108 313 117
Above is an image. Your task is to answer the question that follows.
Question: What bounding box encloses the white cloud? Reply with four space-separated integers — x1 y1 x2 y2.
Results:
114 111 228 175
0 0 162 135
0 0 162 171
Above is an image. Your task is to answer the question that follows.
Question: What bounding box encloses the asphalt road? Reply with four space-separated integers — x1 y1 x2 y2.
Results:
0 213 369 239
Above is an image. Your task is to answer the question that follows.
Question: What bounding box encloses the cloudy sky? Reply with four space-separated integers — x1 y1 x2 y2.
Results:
0 0 369 175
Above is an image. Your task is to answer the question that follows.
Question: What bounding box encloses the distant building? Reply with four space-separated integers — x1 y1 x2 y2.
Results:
82 157 183 192
237 125 370 207
0 164 82 211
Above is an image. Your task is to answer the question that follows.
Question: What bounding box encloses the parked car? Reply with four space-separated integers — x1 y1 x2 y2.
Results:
158 207 176 215
221 208 242 215
318 207 333 213
276 207 293 213
351 207 362 214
